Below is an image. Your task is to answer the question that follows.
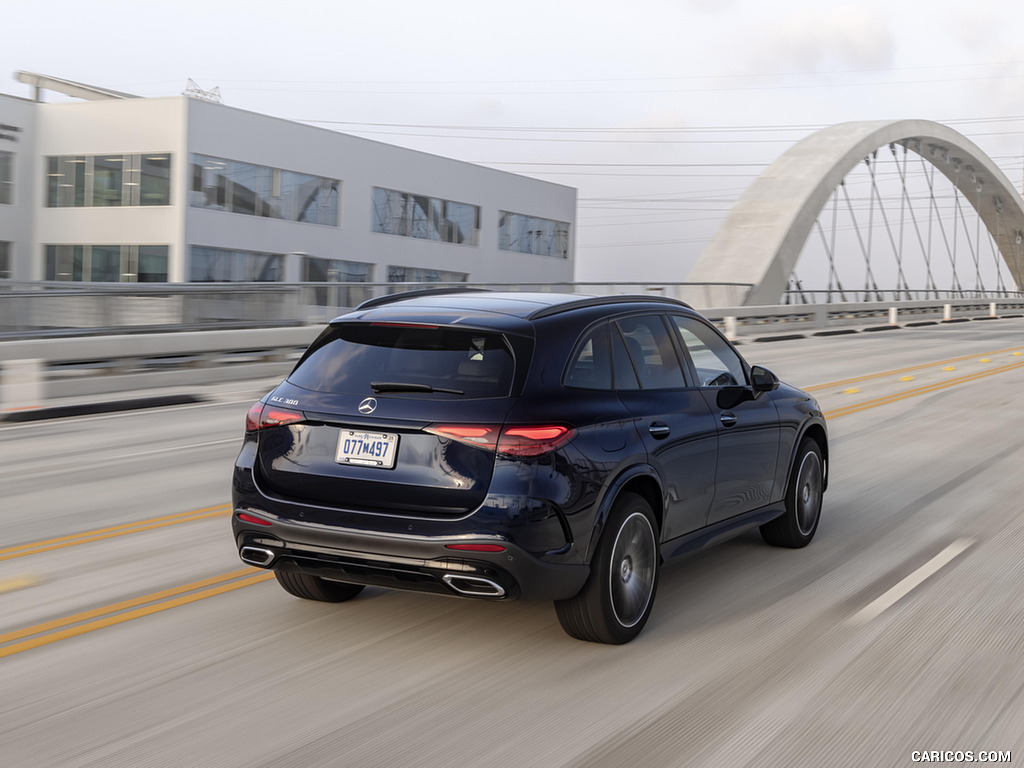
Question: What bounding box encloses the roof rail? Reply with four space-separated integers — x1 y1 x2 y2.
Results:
354 287 492 311
527 294 691 319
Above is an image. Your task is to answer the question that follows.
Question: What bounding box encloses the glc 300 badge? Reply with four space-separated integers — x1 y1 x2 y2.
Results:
358 397 378 414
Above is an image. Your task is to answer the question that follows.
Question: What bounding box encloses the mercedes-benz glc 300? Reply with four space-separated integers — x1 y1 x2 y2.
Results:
232 290 827 643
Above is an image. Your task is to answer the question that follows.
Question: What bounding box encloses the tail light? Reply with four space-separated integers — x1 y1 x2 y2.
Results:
499 426 575 457
425 424 575 457
245 402 305 432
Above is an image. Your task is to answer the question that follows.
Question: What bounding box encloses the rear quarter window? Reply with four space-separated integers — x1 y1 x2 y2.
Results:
289 323 515 398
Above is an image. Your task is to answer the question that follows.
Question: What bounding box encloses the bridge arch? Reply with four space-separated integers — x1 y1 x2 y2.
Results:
686 119 1024 305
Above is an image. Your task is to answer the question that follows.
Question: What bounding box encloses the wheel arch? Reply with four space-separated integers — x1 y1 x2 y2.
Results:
794 420 829 492
584 466 664 562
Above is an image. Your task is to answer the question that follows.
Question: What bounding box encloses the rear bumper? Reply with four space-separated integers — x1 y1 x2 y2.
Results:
233 508 589 602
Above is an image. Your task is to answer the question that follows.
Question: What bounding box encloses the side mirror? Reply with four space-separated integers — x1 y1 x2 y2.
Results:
750 365 780 392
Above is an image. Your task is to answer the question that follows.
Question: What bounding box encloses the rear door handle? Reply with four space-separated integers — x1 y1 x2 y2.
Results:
720 411 738 428
649 422 671 439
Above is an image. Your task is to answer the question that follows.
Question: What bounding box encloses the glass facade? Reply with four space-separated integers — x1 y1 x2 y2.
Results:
498 211 570 258
302 256 372 283
44 245 169 282
190 154 338 226
0 241 9 278
303 257 374 306
45 154 171 207
372 187 479 246
189 245 284 282
387 265 468 283
0 151 11 205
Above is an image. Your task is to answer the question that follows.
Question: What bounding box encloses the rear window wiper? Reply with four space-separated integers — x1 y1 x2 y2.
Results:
370 381 465 395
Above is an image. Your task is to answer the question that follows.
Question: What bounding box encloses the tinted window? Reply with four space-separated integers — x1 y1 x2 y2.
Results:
672 316 746 387
615 315 685 390
565 324 612 390
289 324 514 399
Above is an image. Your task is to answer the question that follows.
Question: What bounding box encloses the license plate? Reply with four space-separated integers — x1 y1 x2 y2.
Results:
336 430 399 468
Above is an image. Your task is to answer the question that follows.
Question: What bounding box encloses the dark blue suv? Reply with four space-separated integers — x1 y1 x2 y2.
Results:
232 290 828 643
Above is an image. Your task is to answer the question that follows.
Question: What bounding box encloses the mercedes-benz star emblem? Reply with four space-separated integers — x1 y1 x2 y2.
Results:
358 397 378 414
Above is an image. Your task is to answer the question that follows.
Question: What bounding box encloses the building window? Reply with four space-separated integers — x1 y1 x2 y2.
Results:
372 187 479 245
0 241 10 278
189 245 284 282
44 245 169 282
303 257 374 306
45 153 170 207
303 257 372 283
189 154 338 226
387 265 468 283
498 211 569 258
140 155 172 206
0 151 12 205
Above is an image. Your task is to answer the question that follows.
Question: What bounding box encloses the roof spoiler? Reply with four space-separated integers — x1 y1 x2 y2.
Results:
354 287 492 311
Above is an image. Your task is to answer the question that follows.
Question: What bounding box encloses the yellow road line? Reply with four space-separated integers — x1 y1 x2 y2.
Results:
805 344 1024 392
825 361 1024 419
0 568 272 658
0 504 231 562
0 575 39 594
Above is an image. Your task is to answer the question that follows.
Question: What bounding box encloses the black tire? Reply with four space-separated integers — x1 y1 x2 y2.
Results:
760 437 824 548
555 492 660 644
274 569 365 602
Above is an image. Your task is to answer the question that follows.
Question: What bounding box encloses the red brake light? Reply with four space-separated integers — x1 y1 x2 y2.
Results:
371 322 440 329
426 424 574 457
245 402 304 432
425 425 500 449
498 425 575 457
245 402 264 432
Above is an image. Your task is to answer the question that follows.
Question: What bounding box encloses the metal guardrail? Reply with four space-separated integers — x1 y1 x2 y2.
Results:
2 295 1024 411
783 289 1024 304
0 281 756 337
0 326 320 408
705 298 1024 340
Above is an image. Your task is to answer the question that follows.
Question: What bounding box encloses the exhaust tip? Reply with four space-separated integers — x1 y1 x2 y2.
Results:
442 574 506 598
239 546 276 567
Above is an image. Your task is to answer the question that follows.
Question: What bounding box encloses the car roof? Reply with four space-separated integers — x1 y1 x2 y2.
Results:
342 289 691 326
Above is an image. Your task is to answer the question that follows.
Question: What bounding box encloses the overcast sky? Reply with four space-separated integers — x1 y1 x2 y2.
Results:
4 0 1024 286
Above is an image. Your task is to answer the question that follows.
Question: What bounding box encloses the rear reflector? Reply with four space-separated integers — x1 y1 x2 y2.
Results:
445 543 507 552
237 512 273 526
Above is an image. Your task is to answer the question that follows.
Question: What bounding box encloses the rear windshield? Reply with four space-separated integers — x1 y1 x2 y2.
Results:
288 323 515 398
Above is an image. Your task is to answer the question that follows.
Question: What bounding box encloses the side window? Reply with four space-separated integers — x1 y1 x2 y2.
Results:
615 315 686 390
565 323 612 390
672 316 746 387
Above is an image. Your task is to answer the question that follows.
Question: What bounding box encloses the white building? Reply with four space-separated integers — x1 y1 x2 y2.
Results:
0 72 576 286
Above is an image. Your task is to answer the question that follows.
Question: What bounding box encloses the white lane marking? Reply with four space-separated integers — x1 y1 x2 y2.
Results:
0 399 256 432
0 438 241 482
848 538 975 626
104 438 239 462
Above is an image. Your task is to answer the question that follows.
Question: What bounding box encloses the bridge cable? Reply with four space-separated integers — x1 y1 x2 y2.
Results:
919 154 963 292
892 143 938 295
868 148 911 299
841 167 882 301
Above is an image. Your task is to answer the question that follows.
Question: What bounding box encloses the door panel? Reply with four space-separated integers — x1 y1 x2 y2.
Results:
613 315 718 538
670 315 781 524
618 389 718 538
